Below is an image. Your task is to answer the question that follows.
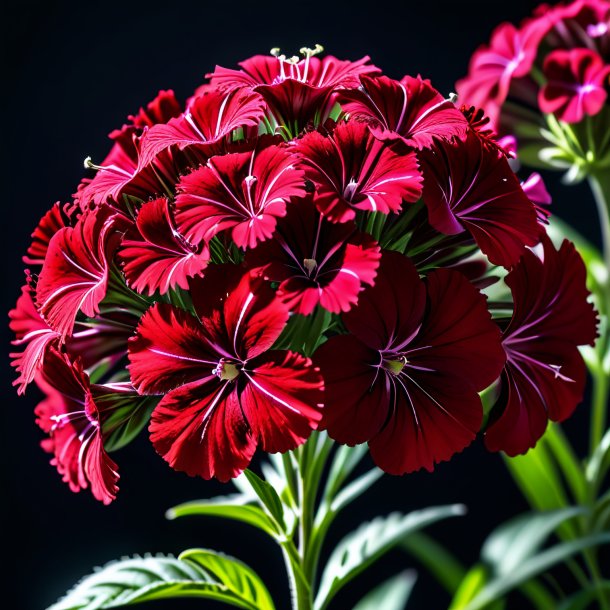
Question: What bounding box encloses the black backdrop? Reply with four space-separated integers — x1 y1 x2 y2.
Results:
2 1 601 609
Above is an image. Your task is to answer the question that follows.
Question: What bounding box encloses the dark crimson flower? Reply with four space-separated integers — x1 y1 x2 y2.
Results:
36 206 124 338
522 172 552 223
118 197 209 295
419 130 542 268
10 282 60 394
247 198 381 314
539 48 610 123
35 348 119 504
175 144 306 249
339 75 468 149
128 267 323 481
315 251 505 474
296 121 422 223
460 105 514 157
456 21 548 128
77 91 182 208
138 89 266 169
485 237 598 455
208 49 378 129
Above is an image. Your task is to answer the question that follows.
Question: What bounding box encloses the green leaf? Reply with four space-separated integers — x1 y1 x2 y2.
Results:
100 395 157 452
586 428 610 491
481 507 587 577
353 571 417 610
181 549 275 610
323 443 369 502
314 505 465 610
330 468 383 515
243 469 286 531
167 494 281 539
449 565 493 610
48 552 275 610
400 532 466 594
556 581 610 610
459 533 610 610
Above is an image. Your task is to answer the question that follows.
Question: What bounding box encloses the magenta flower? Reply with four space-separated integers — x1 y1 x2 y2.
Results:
315 251 505 474
128 267 323 481
539 48 610 123
296 121 422 223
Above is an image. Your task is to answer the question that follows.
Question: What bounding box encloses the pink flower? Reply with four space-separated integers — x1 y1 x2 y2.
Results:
128 267 323 481
339 75 468 149
296 121 422 223
539 48 610 122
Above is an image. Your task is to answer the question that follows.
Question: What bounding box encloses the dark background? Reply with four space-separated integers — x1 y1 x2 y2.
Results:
2 1 600 609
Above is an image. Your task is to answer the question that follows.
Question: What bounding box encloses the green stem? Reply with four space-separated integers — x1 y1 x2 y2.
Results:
281 539 313 610
588 172 610 454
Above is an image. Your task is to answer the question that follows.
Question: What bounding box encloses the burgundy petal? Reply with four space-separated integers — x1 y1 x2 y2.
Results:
420 131 542 268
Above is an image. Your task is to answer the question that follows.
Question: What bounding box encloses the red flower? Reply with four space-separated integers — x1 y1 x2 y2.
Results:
137 89 266 168
36 206 124 338
23 202 73 266
208 50 378 130
118 197 209 295
315 251 505 474
456 21 548 128
128 267 323 481
175 144 306 249
35 349 119 505
539 48 610 123
339 75 468 149
419 130 542 268
10 282 60 394
296 121 422 223
77 90 182 208
485 237 598 455
247 198 381 314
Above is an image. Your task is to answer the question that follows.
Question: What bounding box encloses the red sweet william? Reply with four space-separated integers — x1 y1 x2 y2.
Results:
539 48 610 123
35 349 119 505
175 144 306 249
339 75 468 149
246 198 381 314
315 251 505 474
36 205 125 338
296 121 422 223
118 197 209 295
485 237 598 455
128 267 323 481
419 130 542 268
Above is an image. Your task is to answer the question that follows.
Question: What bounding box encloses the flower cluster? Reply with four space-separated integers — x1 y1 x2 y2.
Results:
457 0 610 130
11 47 597 504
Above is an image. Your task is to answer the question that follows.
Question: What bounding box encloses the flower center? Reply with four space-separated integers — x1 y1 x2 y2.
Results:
213 359 240 381
384 354 408 375
303 258 318 276
343 179 360 201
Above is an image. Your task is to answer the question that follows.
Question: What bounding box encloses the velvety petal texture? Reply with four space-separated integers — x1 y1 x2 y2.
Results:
485 237 598 455
419 131 542 267
129 269 323 481
316 251 505 474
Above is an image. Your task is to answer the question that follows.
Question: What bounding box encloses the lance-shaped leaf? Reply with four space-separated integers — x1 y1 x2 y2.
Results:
314 505 465 610
48 551 275 610
353 571 417 610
